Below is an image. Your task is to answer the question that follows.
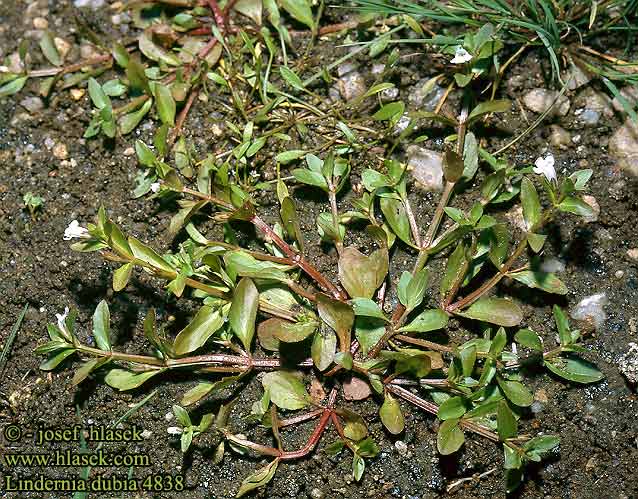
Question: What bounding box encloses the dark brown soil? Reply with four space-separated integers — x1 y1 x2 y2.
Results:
1 2 638 499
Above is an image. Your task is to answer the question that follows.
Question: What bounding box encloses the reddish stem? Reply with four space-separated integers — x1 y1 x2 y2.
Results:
207 0 225 29
252 216 347 301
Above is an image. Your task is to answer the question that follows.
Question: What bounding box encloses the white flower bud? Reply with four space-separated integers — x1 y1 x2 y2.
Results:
533 154 557 183
450 46 472 64
63 220 89 240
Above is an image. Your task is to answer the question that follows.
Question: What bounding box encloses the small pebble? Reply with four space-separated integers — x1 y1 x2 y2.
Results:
581 195 600 223
70 88 85 100
570 293 608 330
20 96 44 113
407 145 443 191
618 342 638 386
627 248 638 261
522 88 570 117
394 440 408 456
338 72 366 101
123 147 135 156
53 143 68 160
549 125 571 149
609 118 638 177
54 37 71 59
33 17 48 29
540 257 565 274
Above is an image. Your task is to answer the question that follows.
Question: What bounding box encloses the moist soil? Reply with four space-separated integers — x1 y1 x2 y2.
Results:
1 1 638 499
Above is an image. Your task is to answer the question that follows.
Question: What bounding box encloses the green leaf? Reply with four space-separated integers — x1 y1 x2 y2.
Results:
112 42 129 68
503 445 522 470
527 233 547 253
311 327 337 371
467 99 510 123
279 66 306 91
40 349 76 371
398 309 449 333
105 369 161 391
291 168 328 190
338 247 388 299
92 300 111 351
128 236 174 273
393 352 431 377
280 197 304 251
379 197 413 246
521 177 541 229
230 278 259 352
557 196 595 218
174 305 225 355
39 31 62 66
181 375 242 406
317 293 354 351
455 298 523 327
508 270 567 295
362 82 395 99
277 150 307 164
460 345 476 376
154 83 176 126
72 357 110 386
125 58 150 94
279 0 315 31
273 320 318 343
379 393 404 434
462 131 479 180
437 418 465 455
437 396 466 420
497 400 518 440
515 329 543 351
488 224 509 267
544 357 603 383
334 351 353 370
88 78 109 110
569 169 593 190
553 305 571 346
0 76 28 98
224 251 289 281
497 377 533 407
523 435 560 461
341 409 368 441
113 262 133 291
398 269 429 312
173 404 192 427
352 453 365 481
440 241 468 298
351 298 387 320
236 458 279 498
119 98 153 135
372 101 404 121
354 317 386 355
139 31 180 66
262 371 310 410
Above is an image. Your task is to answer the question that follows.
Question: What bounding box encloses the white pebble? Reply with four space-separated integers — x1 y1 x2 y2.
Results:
570 293 608 329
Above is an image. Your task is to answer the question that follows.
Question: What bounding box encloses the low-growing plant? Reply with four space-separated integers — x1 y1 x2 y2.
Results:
39 71 601 495
0 0 323 142
23 192 44 217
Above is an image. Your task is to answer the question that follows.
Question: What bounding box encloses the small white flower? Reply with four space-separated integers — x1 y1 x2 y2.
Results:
167 426 183 435
450 46 473 64
150 182 161 193
63 220 89 240
56 306 69 332
533 153 557 183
